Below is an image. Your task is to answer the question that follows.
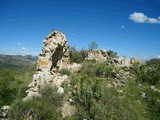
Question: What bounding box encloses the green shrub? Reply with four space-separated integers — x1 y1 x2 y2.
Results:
40 86 64 107
133 61 160 85
59 68 71 76
81 61 97 77
69 47 87 63
143 87 160 120
123 80 148 120
17 84 28 99
9 86 64 120
9 98 61 120
71 75 106 119
81 61 118 79
70 73 147 120
0 69 17 107
107 50 118 58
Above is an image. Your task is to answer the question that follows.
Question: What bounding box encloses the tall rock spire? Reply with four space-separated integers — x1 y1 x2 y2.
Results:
23 30 69 101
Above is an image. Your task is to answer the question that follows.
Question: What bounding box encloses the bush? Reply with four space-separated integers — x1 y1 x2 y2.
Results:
9 86 64 120
81 61 118 79
9 98 61 120
70 73 147 120
0 69 17 107
40 86 64 107
133 60 160 85
59 68 71 76
143 87 160 120
107 50 117 58
71 74 106 119
69 47 87 63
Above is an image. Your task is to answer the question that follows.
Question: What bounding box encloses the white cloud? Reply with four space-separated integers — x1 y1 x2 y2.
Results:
22 47 29 51
17 43 22 46
157 55 160 58
129 12 160 24
148 18 159 23
121 25 125 29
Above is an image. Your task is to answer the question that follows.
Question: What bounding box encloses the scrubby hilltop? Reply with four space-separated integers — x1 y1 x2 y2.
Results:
0 30 160 120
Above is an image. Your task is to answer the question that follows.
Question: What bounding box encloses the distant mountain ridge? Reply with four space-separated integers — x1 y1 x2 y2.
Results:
0 54 37 71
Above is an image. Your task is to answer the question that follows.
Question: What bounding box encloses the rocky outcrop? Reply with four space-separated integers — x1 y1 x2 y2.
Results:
23 30 70 101
0 105 10 120
85 49 108 62
85 50 140 67
113 57 130 66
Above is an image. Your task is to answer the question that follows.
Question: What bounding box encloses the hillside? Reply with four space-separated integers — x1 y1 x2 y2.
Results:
0 31 160 120
0 54 37 71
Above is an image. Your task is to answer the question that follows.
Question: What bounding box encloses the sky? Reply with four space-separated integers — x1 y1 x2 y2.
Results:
0 0 160 60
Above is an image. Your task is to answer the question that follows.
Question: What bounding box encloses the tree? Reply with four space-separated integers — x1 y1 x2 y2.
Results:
107 50 117 58
88 41 98 50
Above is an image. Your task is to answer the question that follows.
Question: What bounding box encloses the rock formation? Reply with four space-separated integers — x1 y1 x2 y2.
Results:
22 30 141 118
85 49 108 62
0 105 10 120
23 30 70 101
85 50 140 67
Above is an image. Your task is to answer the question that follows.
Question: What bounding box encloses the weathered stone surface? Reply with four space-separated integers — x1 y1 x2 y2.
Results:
0 105 10 120
37 57 49 68
24 30 69 101
85 49 108 62
113 57 130 67
66 63 81 72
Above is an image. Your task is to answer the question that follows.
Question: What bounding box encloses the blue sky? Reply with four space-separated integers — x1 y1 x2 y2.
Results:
0 0 160 60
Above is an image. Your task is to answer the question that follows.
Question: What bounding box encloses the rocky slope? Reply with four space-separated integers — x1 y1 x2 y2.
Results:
1 30 160 120
22 30 142 117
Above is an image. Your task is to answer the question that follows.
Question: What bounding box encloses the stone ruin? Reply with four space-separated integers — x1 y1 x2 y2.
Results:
85 50 140 67
23 30 70 101
85 49 108 62
23 29 141 101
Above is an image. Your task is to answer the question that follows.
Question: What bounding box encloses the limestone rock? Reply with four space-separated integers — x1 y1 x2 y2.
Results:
24 30 69 101
113 57 130 67
66 63 81 72
85 49 108 62
0 105 10 120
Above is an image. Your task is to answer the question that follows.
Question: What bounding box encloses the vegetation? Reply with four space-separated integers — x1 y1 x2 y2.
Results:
69 62 148 120
0 54 36 71
107 50 118 58
0 49 160 119
88 41 98 50
69 46 87 63
0 70 17 107
9 87 63 120
59 68 71 76
132 58 160 120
